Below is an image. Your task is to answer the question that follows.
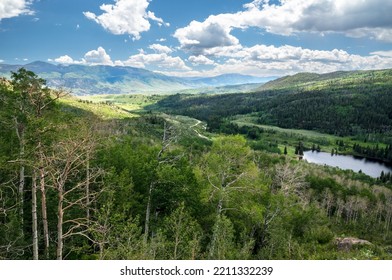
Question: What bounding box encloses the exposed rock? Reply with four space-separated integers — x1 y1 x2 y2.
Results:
335 237 372 251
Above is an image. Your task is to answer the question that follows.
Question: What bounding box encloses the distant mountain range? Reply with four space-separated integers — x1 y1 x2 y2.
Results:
0 61 274 95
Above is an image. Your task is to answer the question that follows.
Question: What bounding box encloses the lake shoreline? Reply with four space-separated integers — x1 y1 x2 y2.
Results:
303 150 392 178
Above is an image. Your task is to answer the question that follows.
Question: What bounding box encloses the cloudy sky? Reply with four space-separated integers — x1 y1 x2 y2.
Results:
1 0 392 77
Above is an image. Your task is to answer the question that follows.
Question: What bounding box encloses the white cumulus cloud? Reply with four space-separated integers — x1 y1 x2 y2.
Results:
50 47 114 66
209 44 392 75
174 17 240 54
255 0 392 39
0 0 34 20
83 47 113 65
174 0 392 54
48 45 392 78
83 0 168 40
49 55 76 65
370 50 392 57
188 55 216 66
117 51 190 71
148 44 173 54
158 44 392 77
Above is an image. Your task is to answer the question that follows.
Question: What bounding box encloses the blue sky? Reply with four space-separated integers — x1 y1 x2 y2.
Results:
1 0 392 77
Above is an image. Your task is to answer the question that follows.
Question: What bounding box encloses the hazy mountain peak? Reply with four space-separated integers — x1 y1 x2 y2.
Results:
0 61 273 95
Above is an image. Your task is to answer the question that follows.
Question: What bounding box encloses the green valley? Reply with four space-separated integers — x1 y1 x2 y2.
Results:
1 68 392 261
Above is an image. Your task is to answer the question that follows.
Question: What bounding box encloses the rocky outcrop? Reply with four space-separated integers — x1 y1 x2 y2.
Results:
335 237 372 251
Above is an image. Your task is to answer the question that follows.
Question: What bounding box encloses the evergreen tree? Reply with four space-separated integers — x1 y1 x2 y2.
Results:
299 146 304 156
380 171 385 182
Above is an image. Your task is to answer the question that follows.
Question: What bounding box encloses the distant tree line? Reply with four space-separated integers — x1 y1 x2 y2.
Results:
353 143 392 163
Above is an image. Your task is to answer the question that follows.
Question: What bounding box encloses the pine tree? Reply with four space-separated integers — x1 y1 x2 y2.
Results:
380 171 385 182
299 146 304 156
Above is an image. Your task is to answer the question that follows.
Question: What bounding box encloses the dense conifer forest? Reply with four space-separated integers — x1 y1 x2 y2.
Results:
1 68 392 260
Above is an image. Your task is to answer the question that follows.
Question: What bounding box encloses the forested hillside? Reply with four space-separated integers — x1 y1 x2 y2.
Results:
153 69 392 138
2 69 392 260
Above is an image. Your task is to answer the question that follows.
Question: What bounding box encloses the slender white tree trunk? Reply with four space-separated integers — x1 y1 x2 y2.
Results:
144 182 154 242
17 127 25 232
40 162 49 259
32 171 39 260
57 186 64 260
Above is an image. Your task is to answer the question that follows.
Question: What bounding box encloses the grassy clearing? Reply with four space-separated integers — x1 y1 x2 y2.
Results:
233 115 333 138
59 96 136 120
232 115 385 156
61 94 210 142
79 94 164 113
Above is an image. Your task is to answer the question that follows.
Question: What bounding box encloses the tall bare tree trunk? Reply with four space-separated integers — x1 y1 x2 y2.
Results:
19 152 25 217
57 185 64 260
40 160 49 259
16 125 25 233
144 182 154 243
32 171 38 260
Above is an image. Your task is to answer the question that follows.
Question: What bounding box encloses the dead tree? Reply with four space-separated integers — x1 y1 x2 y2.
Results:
44 135 102 260
273 162 309 207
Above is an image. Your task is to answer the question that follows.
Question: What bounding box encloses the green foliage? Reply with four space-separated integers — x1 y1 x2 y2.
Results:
152 69 392 139
2 69 392 260
162 203 202 260
208 215 236 259
196 135 259 215
103 216 144 260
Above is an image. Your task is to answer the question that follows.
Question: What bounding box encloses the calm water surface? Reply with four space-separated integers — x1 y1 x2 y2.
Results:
303 151 392 178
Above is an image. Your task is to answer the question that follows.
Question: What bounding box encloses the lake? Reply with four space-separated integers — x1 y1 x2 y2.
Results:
303 151 392 178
